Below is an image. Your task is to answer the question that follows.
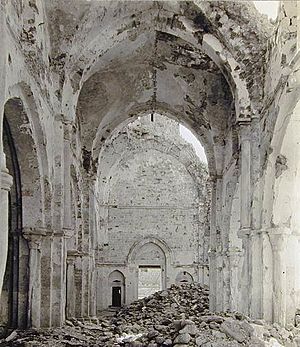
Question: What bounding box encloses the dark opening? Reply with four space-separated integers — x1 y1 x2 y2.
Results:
1 115 23 332
112 287 122 307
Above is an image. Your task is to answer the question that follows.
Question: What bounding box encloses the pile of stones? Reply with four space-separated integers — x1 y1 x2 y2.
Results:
2 283 300 346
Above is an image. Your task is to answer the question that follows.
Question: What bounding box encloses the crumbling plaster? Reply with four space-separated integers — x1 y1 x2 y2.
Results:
0 0 300 331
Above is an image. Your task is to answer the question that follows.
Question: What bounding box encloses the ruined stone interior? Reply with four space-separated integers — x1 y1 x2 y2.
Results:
0 0 300 346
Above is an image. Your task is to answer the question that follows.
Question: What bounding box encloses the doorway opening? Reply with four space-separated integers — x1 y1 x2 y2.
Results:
112 286 122 307
138 266 162 299
108 270 125 308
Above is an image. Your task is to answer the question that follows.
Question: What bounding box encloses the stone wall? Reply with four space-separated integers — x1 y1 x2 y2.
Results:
95 115 210 311
0 0 300 331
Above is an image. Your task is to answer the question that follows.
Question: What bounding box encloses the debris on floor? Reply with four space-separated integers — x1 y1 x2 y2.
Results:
1 284 300 346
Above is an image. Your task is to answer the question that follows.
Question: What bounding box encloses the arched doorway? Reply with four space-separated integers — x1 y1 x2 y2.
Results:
108 270 125 308
135 242 166 299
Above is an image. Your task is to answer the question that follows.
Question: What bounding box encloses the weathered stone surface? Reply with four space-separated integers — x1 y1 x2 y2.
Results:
220 319 250 342
0 0 300 340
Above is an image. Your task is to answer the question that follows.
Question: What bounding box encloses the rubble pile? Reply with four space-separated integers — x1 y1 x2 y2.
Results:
1 283 300 346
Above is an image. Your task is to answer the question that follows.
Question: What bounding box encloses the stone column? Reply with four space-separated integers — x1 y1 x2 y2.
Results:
237 121 252 316
50 118 66 327
208 178 217 311
249 116 263 319
268 227 290 326
89 252 97 319
215 248 224 311
63 123 72 231
23 229 44 328
0 168 13 296
81 255 90 319
215 175 224 312
227 248 243 312
74 254 84 319
239 122 251 229
40 230 53 327
249 229 263 319
51 231 66 327
66 251 76 319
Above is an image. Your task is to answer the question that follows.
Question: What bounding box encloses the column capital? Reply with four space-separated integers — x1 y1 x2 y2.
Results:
238 227 251 239
238 120 253 142
0 169 13 191
23 229 44 250
266 226 291 236
66 255 76 265
67 249 88 258
224 247 243 257
62 227 74 239
52 228 74 238
267 226 291 252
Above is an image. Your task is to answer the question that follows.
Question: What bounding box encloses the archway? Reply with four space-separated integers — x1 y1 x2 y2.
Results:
136 243 166 299
0 115 22 333
73 1 246 317
0 97 44 332
266 99 300 325
93 114 210 306
108 270 125 308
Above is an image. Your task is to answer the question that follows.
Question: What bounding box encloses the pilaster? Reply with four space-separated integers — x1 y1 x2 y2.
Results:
66 250 77 319
268 227 291 326
208 176 217 311
226 247 243 312
40 229 53 327
51 229 67 327
248 229 263 319
237 120 252 316
23 228 44 328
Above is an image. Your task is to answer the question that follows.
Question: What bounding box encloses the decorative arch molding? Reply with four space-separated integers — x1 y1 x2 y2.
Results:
256 96 300 325
4 82 51 228
127 236 172 266
108 269 125 284
5 82 49 173
0 86 50 330
261 76 300 229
